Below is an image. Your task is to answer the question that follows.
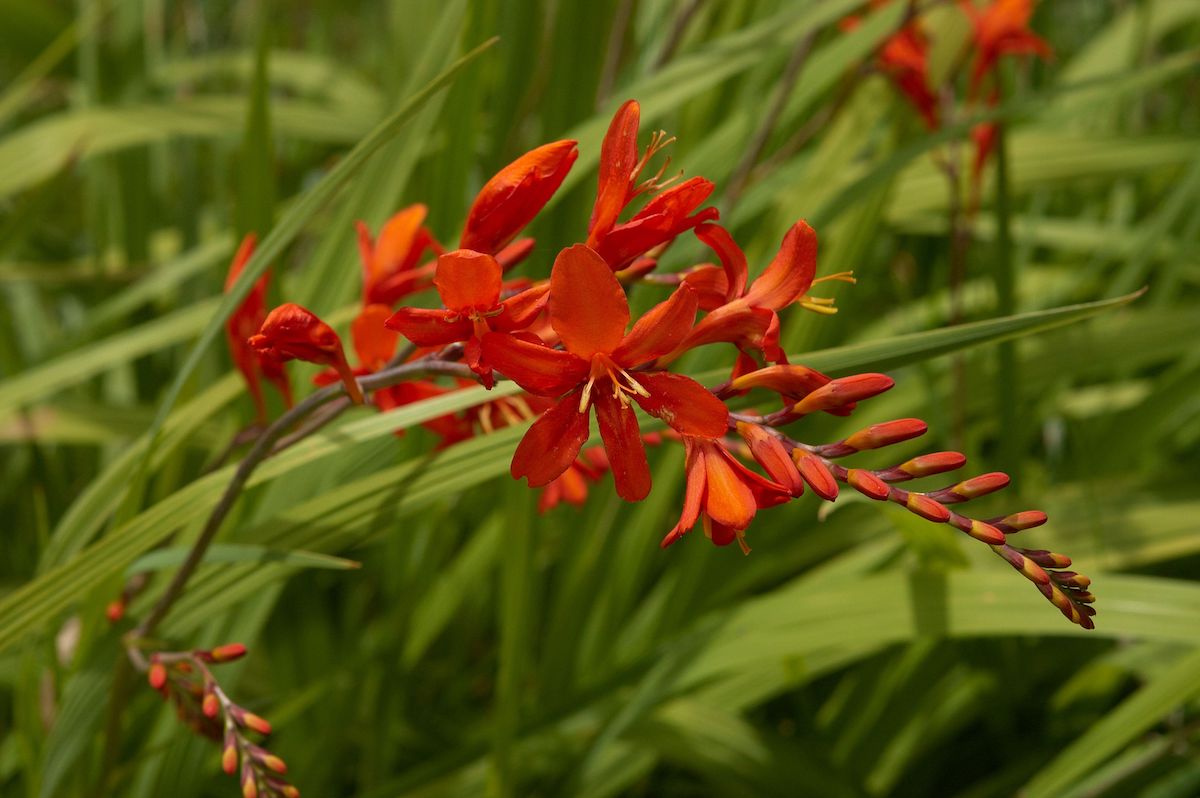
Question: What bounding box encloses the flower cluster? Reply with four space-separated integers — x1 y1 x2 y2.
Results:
145 643 297 798
849 0 1051 192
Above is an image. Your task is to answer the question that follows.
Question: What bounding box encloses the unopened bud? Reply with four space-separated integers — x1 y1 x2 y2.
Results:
847 469 889 500
947 472 1010 501
966 520 1006 545
898 451 966 478
790 373 893 416
202 691 220 719
736 422 803 495
208 643 248 663
241 712 272 736
989 510 1047 533
843 418 927 452
1019 548 1071 569
241 761 258 798
148 661 167 691
905 493 950 523
222 730 239 775
105 599 126 624
792 450 838 500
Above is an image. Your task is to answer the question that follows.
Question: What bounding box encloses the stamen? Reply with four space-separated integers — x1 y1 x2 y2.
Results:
579 376 597 412
617 367 651 398
479 404 495 434
813 271 857 285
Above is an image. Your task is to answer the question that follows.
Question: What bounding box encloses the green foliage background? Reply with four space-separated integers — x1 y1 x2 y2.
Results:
1 1 1198 795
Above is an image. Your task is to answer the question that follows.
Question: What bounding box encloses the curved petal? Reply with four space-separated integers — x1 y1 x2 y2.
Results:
674 305 774 356
743 220 817 310
611 283 697 367
700 442 757 530
587 99 640 245
593 390 651 502
479 332 588 396
735 421 803 496
384 307 471 347
729 363 832 399
350 304 399 371
434 249 502 310
511 394 591 488
372 205 428 280
633 372 727 438
461 140 579 253
660 438 707 548
495 238 535 271
695 223 747 302
492 283 550 333
680 265 729 311
249 303 344 366
550 244 629 358
367 260 435 306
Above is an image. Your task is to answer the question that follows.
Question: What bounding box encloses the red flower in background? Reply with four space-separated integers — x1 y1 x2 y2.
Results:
384 249 549 387
960 0 1052 98
248 303 363 404
223 234 292 422
356 205 442 307
586 100 718 270
844 1 938 129
459 139 579 255
482 244 727 501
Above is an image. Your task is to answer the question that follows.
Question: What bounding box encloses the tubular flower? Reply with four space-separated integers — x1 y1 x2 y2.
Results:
586 99 719 270
666 220 845 364
249 303 363 404
356 205 442 306
224 234 292 421
384 249 549 388
482 243 728 501
460 139 579 254
844 1 938 129
660 436 792 554
959 0 1052 98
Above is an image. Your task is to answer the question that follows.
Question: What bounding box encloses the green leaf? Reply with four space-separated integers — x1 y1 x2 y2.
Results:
127 544 360 575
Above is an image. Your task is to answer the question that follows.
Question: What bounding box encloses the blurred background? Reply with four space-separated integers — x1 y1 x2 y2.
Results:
1 1 1199 796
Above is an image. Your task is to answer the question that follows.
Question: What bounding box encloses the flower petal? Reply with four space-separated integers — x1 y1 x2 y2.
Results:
480 332 588 396
370 205 427 280
680 265 729 311
728 363 832 400
492 282 550 333
511 394 591 488
701 442 757 530
735 421 803 496
593 390 651 501
384 307 471 347
695 223 747 302
434 249 502 310
249 303 344 366
550 244 629 357
351 304 399 371
742 220 817 310
461 140 579 253
633 371 727 438
673 305 774 358
587 99 640 245
611 283 697 367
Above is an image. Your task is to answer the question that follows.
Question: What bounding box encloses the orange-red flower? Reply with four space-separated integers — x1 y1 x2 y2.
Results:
667 221 821 363
384 249 549 387
959 0 1051 98
459 140 579 255
223 234 292 422
249 303 363 404
356 205 442 306
660 437 792 553
844 1 938 129
482 244 728 501
586 100 718 270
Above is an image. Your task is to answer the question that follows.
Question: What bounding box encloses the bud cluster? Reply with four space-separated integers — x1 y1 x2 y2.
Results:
144 644 298 798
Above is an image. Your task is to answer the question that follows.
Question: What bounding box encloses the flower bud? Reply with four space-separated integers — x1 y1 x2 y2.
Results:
222 729 239 775
148 661 168 691
241 761 258 798
847 469 889 500
905 493 950 523
209 643 248 663
202 691 220 719
736 422 803 495
240 712 272 736
790 373 893 416
792 449 838 500
898 451 966 478
989 510 1047 533
843 418 927 452
105 599 126 624
947 472 1010 501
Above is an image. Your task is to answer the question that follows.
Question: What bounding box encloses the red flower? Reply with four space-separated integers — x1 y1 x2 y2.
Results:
384 249 549 387
660 437 792 553
460 140 579 255
249 303 363 404
844 2 938 129
223 234 292 422
669 221 820 363
538 446 611 513
482 244 728 501
586 100 719 270
960 0 1052 98
356 205 442 306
